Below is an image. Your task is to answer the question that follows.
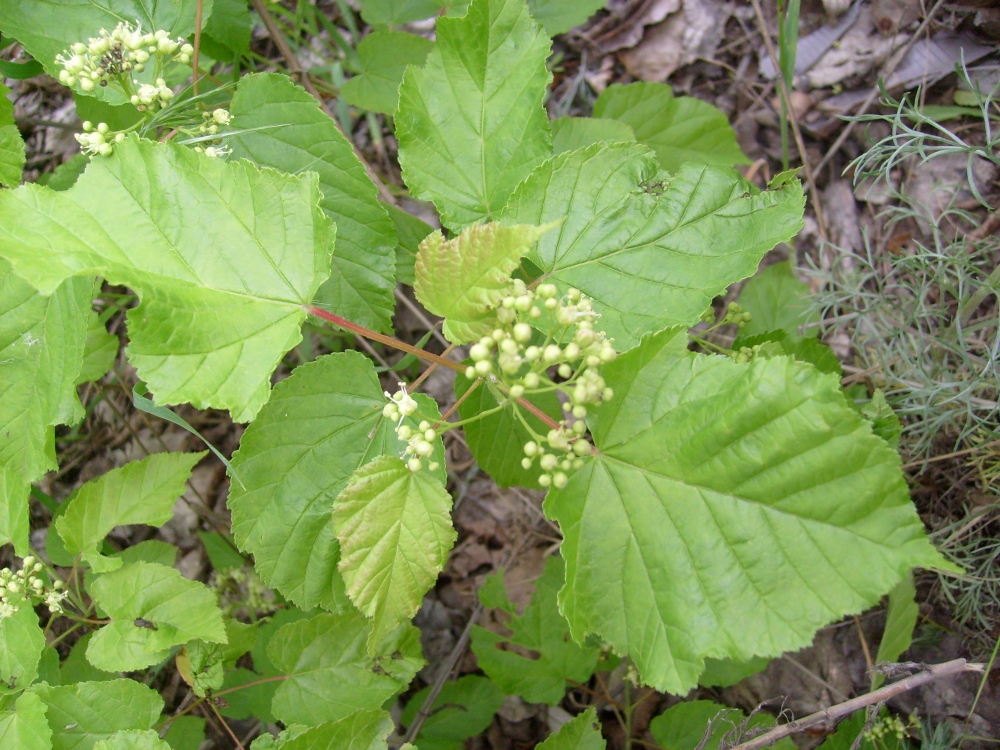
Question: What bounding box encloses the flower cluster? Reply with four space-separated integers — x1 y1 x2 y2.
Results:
75 120 125 156
465 281 617 488
0 556 67 620
192 109 234 158
131 78 175 109
384 385 441 472
56 22 192 93
866 712 922 742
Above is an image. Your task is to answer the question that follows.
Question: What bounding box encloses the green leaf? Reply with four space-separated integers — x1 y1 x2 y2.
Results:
401 675 505 750
228 73 397 333
161 715 205 750
386 204 434 287
737 262 818 340
73 94 143 134
61 633 116 685
471 556 600 704
196 531 245 572
0 605 45 694
0 691 51 750
218 607 310 723
93 730 170 750
454 370 562 487
202 0 253 57
264 709 395 750
228 351 442 612
37 646 62 686
335 455 455 652
0 137 334 423
551 117 635 154
37 155 90 192
361 0 445 27
0 81 25 188
178 619 256 697
526 0 607 35
477 568 516 614
860 391 902 449
112 540 178 568
342 31 434 115
545 330 955 693
31 679 163 750
733 331 842 376
873 574 917 687
697 656 770 687
76 315 118 385
396 0 552 230
817 712 878 750
0 0 210 78
537 708 605 750
414 222 549 344
0 262 92 554
86 562 227 672
56 452 203 572
501 143 805 349
650 700 793 750
268 612 423 725
593 83 748 172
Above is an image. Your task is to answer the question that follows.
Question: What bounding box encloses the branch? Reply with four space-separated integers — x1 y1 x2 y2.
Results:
728 660 984 750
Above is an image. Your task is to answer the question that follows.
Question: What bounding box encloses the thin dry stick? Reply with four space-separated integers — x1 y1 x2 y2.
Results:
207 700 246 750
396 289 452 351
729 659 983 750
411 343 458 391
250 0 398 206
398 603 484 747
812 0 948 180
749 0 828 240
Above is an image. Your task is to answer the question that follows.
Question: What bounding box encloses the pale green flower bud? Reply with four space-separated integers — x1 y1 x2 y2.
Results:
523 441 538 457
573 440 590 456
523 372 540 388
474 359 492 377
552 472 568 489
542 345 561 363
538 474 551 487
557 363 572 378
470 343 490 361
509 384 524 399
513 323 532 343
521 457 532 469
407 458 422 472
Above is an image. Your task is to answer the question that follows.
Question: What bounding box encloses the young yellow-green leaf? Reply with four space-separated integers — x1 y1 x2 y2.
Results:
593 82 749 172
873 574 917 687
93 729 171 750
501 143 805 349
545 330 955 693
86 562 227 672
228 74 397 333
736 261 819 340
0 0 209 79
0 262 92 554
264 709 395 750
401 675 505 750
650 700 793 750
0 605 45 695
0 137 334 423
228 351 443 613
471 557 600 705
268 612 423 725
31 679 163 750
697 656 770 688
0 82 25 188
454 370 562 487
335 455 455 652
551 117 635 154
414 222 549 344
61 633 116 686
537 708 605 750
361 0 445 27
527 0 607 35
0 691 51 750
396 0 552 230
56 452 204 573
342 32 434 115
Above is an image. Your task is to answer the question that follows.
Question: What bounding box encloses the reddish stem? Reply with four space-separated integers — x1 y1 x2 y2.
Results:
305 305 561 431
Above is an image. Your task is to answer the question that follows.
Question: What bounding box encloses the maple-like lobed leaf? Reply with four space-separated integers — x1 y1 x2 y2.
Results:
0 136 334 423
546 330 955 693
396 0 552 230
537 708 606 750
502 142 805 349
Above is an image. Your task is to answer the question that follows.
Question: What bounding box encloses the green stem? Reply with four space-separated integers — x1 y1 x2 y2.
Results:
958 261 1000 326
